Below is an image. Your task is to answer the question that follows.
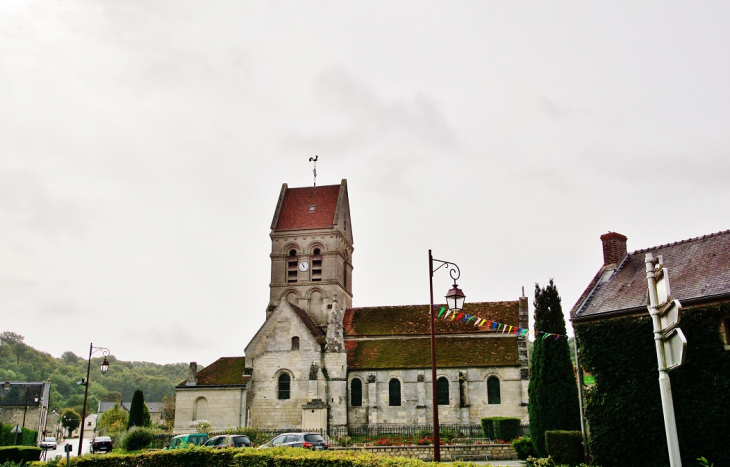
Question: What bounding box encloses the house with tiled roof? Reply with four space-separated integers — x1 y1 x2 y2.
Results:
570 230 730 466
174 180 529 432
97 400 167 426
0 380 51 443
572 230 730 322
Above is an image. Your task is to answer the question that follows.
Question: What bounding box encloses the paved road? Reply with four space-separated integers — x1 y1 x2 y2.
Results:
41 437 92 459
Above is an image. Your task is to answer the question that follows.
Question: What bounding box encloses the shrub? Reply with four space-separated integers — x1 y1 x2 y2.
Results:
234 447 430 467
0 424 38 447
480 418 494 439
333 435 353 447
194 422 211 434
122 427 154 452
438 429 457 442
72 445 431 467
0 446 42 464
480 417 522 441
525 456 554 467
513 437 537 460
545 430 583 466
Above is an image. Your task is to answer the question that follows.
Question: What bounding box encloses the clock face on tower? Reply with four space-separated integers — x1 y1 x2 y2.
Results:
298 261 309 272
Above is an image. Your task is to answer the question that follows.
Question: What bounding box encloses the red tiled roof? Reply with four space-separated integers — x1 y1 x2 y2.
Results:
346 336 519 370
179 357 249 387
343 302 520 336
572 229 730 320
274 185 341 231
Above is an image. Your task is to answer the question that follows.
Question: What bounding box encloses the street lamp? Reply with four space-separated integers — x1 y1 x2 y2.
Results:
428 250 466 462
78 344 110 456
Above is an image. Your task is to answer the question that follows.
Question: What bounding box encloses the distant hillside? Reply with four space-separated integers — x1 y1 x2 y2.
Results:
0 331 195 416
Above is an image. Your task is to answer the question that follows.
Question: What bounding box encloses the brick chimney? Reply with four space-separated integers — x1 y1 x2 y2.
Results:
186 362 197 386
600 232 628 266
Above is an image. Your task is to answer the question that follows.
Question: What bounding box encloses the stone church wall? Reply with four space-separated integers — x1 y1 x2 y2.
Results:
174 387 246 431
248 348 323 429
347 367 526 427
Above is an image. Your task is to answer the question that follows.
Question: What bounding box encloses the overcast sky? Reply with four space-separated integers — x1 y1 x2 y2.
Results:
2 1 729 366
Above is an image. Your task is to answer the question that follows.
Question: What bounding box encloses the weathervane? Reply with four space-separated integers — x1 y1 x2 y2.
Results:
309 155 318 187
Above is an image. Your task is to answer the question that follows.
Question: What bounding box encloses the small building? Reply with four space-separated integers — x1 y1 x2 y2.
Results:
97 401 166 426
570 230 730 466
0 380 51 443
83 413 97 433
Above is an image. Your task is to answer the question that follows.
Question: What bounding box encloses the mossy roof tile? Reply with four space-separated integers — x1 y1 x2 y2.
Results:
346 337 518 370
179 357 248 387
343 301 519 336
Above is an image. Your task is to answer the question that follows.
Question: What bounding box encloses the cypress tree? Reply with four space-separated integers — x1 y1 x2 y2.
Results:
127 389 146 429
528 279 581 456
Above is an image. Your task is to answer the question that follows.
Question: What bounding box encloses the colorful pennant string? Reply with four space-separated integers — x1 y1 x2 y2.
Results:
431 305 563 341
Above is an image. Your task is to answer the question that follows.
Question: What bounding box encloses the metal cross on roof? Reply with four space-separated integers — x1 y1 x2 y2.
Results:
309 155 318 187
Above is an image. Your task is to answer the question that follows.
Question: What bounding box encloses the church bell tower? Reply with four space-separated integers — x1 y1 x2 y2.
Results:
267 179 353 325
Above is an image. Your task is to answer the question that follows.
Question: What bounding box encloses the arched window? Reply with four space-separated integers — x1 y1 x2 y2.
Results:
193 397 208 421
278 373 291 400
437 377 450 405
291 336 299 350
350 378 362 407
312 248 322 281
287 249 298 282
388 378 401 406
487 376 501 404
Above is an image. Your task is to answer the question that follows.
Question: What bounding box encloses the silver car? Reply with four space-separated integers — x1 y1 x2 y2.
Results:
40 437 57 450
258 433 328 450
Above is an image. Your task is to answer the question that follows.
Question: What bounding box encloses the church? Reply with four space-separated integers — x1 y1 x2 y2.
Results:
173 179 529 432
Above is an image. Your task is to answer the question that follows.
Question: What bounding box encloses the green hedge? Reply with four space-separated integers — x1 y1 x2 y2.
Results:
480 417 521 441
545 431 583 466
0 446 42 463
76 447 237 467
70 446 446 467
576 302 730 467
234 447 434 467
0 423 38 447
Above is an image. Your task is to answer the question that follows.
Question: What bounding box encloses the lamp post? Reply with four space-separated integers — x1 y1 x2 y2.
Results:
428 250 466 462
78 344 110 456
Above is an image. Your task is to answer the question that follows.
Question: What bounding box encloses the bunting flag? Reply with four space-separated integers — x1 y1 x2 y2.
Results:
430 304 564 341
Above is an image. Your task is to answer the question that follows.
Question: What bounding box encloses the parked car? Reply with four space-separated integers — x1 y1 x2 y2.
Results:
258 433 328 450
91 436 113 453
203 434 251 448
40 437 57 450
165 433 209 449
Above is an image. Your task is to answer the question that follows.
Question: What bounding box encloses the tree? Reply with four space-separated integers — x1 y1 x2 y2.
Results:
528 279 581 457
0 332 24 345
142 403 152 427
61 351 80 365
97 403 128 437
127 389 148 428
60 408 81 437
161 395 176 430
100 391 122 402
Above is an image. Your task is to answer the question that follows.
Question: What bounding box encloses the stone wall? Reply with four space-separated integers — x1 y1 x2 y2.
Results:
333 444 516 462
174 386 246 431
0 406 41 429
347 366 527 426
